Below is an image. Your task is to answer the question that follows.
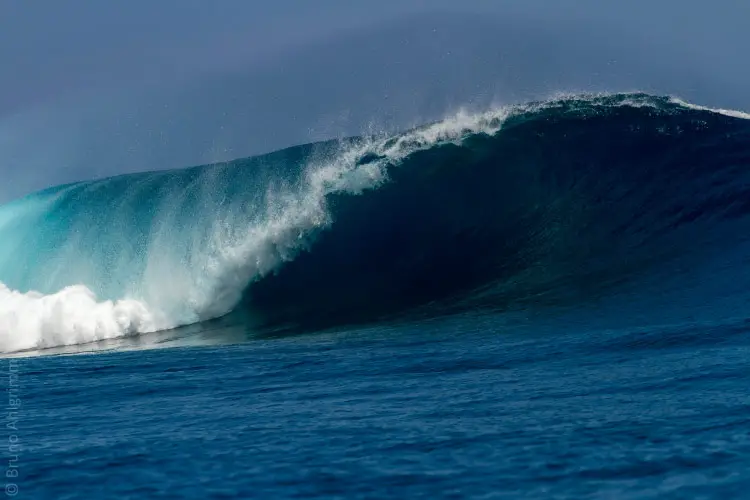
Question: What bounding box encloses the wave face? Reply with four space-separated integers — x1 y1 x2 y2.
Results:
1 93 750 352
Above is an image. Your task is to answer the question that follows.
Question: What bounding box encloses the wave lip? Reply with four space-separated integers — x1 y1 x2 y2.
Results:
1 92 750 353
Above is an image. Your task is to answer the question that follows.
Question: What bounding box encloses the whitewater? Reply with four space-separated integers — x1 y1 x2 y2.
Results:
1 93 749 353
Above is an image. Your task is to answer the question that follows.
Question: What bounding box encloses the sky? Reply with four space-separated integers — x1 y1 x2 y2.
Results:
1 0 749 202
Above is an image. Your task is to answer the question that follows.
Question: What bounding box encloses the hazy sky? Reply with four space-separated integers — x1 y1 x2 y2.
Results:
1 0 748 202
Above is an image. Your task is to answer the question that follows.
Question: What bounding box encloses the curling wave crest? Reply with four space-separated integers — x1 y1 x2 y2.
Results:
1 92 749 353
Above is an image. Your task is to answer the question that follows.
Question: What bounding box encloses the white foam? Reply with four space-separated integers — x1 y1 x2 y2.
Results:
669 97 750 120
0 283 158 353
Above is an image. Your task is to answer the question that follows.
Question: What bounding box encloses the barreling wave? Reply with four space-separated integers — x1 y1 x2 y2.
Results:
1 93 749 352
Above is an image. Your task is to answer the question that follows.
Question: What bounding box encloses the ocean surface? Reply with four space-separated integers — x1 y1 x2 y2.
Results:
4 93 750 498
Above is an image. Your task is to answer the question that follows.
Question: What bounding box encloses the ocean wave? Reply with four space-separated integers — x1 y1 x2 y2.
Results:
1 92 749 352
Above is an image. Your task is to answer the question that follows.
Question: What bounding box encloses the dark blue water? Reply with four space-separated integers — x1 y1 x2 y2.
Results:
4 93 750 498
16 312 750 499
